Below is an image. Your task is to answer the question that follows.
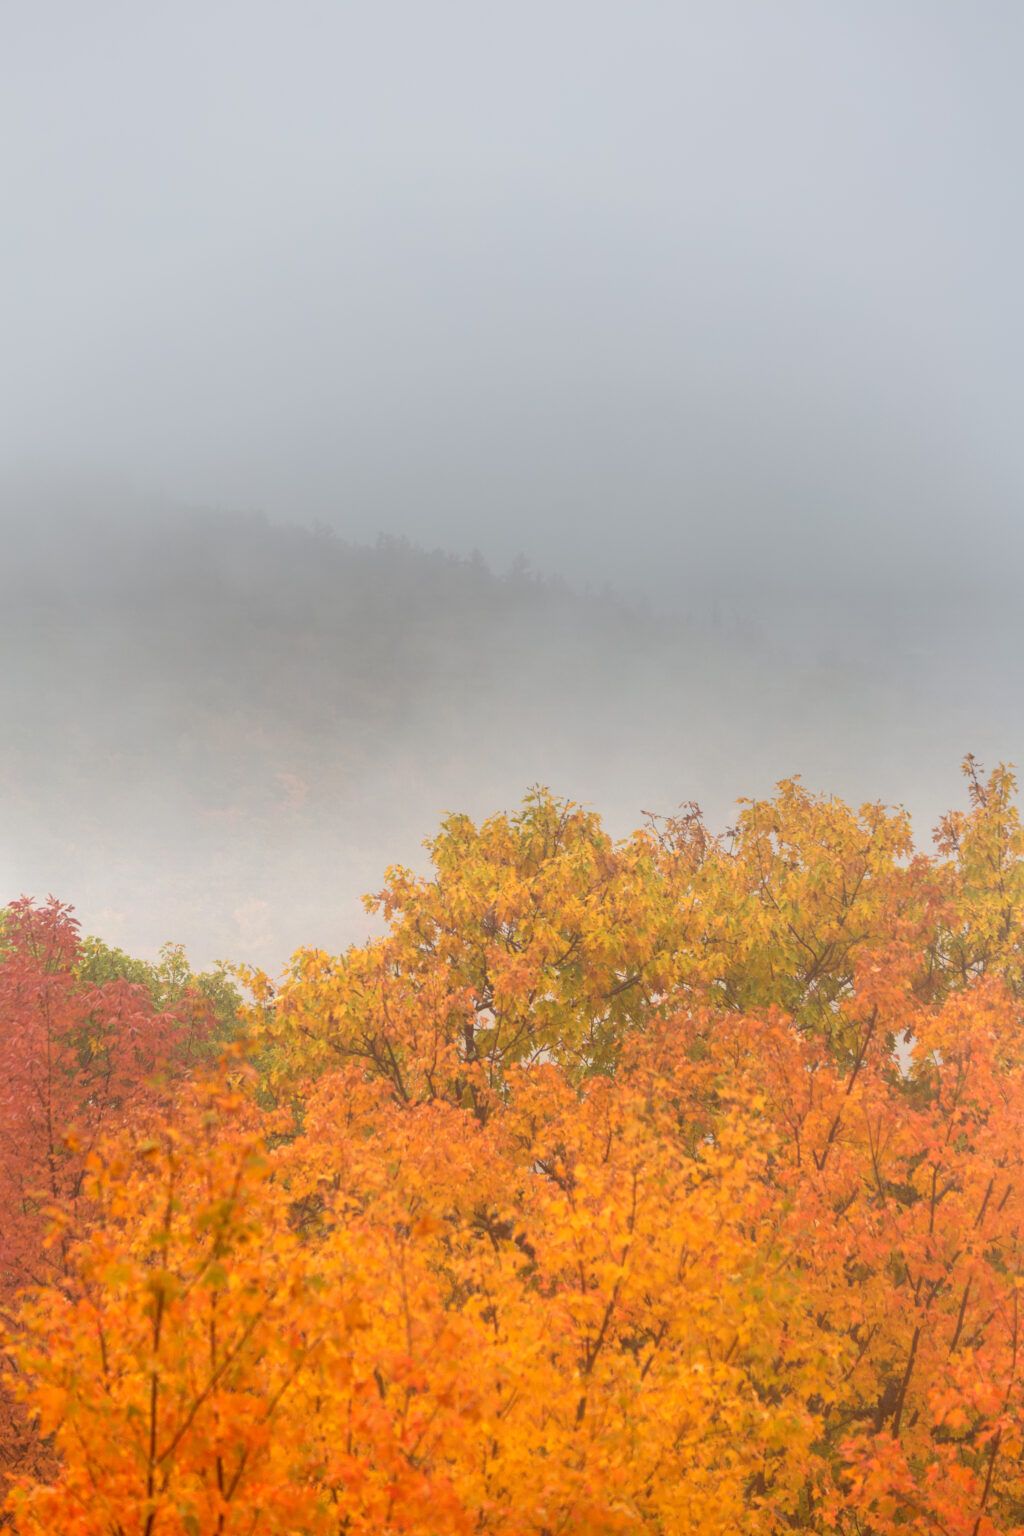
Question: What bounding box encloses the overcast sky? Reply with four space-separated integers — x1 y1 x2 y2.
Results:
4 2 1023 602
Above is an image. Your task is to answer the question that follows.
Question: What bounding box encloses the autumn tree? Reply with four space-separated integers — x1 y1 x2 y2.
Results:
9 761 1024 1533
932 755 1024 996
245 778 950 1109
0 898 225 1515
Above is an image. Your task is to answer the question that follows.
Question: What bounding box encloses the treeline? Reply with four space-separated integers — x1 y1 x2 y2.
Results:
0 502 668 770
2 493 815 972
4 759 1024 1531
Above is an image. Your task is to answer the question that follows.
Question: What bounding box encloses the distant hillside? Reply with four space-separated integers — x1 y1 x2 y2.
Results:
1 494 1019 972
1 503 701 822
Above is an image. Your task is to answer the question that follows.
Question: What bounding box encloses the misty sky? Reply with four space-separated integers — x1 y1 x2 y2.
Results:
5 2 1024 602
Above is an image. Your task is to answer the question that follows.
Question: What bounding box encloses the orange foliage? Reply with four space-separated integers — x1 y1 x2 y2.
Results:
7 760 1024 1533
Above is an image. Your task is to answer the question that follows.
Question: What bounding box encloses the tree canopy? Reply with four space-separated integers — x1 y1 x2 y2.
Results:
6 759 1024 1533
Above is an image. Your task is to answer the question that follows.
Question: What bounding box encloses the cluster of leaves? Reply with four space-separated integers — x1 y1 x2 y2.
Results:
72 937 242 1060
6 759 1024 1532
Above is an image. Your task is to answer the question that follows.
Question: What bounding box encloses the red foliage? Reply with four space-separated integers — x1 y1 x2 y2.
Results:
0 897 209 1516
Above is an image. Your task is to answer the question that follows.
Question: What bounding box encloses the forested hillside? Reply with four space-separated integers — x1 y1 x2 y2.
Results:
3 494 1017 974
0 499 683 962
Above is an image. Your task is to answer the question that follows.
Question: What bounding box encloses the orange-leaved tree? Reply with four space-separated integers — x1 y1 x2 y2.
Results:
9 762 1024 1532
5 1039 812 1533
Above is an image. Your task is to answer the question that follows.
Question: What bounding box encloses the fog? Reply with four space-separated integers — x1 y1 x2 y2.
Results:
3 4 1023 971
